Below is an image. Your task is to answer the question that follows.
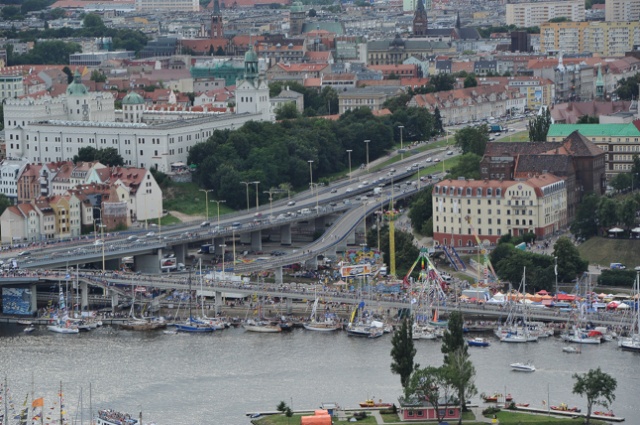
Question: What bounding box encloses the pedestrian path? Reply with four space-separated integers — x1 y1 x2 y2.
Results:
353 407 494 424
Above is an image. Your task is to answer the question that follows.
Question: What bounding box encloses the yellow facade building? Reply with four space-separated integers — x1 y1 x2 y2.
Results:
540 21 640 56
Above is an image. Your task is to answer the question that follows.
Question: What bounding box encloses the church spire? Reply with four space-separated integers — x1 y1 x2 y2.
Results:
413 0 428 37
213 0 220 13
211 0 223 39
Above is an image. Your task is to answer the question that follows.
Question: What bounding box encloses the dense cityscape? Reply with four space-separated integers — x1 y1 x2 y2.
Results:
2 0 640 423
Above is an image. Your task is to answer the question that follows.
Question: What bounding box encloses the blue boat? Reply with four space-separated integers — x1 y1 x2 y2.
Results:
175 317 215 333
467 337 490 347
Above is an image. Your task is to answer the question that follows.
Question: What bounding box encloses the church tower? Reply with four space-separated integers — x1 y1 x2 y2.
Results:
235 45 271 119
290 1 306 36
211 0 224 39
413 0 428 37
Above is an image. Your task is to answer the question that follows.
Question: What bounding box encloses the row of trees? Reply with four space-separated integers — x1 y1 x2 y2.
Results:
571 192 640 240
188 104 441 210
390 311 476 425
490 236 588 291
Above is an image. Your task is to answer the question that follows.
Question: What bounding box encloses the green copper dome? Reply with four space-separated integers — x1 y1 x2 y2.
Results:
290 1 304 12
244 46 258 63
66 70 88 96
122 91 145 105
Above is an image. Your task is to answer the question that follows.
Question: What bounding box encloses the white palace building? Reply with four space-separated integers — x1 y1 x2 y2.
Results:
2 48 272 172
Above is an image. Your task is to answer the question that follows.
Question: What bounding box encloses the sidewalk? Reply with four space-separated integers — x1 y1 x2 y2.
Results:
364 407 494 424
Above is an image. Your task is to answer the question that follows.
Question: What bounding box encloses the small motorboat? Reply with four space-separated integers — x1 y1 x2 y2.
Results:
481 393 510 403
359 399 393 408
562 346 581 353
515 403 530 407
17 320 33 325
467 337 490 347
510 361 535 372
23 325 36 333
551 403 580 413
594 411 615 417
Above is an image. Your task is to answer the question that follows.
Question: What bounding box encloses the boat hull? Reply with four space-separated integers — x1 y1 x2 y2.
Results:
47 325 79 334
303 323 341 332
243 324 282 333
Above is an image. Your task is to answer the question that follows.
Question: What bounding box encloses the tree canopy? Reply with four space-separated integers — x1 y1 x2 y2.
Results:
367 225 420 279
614 73 640 101
572 368 617 424
73 147 124 167
390 318 417 388
454 125 489 155
408 186 433 236
528 107 552 141
446 153 481 180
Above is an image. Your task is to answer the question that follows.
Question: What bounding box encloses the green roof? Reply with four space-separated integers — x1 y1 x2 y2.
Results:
66 70 88 96
547 123 640 138
122 91 144 105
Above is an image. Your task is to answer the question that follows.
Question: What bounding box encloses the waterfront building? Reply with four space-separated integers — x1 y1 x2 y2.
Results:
432 173 567 247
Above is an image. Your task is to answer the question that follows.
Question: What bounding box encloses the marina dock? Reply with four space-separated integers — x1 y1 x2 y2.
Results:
512 405 625 422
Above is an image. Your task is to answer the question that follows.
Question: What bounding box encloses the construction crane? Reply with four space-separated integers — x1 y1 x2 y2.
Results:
464 215 499 285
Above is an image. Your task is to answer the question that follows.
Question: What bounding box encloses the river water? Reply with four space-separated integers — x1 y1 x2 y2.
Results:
0 324 638 424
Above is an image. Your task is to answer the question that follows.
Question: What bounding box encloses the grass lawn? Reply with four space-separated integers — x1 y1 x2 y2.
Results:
499 130 530 142
162 182 234 217
578 236 640 269
489 411 608 424
158 214 180 226
253 413 377 425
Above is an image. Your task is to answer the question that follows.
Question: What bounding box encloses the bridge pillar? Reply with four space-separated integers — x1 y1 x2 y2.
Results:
251 230 262 251
280 224 292 246
30 284 38 315
286 296 292 314
345 229 356 245
215 291 222 315
111 291 119 313
324 245 337 257
213 238 225 256
173 243 187 264
274 266 283 284
240 232 251 245
314 216 326 232
80 282 89 311
133 250 162 274
105 258 120 271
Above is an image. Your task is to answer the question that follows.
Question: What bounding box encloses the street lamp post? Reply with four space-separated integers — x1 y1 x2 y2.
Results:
310 183 320 212
554 256 558 297
211 199 226 229
346 149 353 183
220 243 227 278
240 181 251 211
364 140 370 172
263 188 285 219
308 160 314 192
199 189 213 222
398 125 404 159
93 207 105 273
251 181 260 211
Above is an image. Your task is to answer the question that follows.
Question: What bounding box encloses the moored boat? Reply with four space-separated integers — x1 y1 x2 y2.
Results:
562 346 581 353
618 273 640 352
550 403 580 413
23 325 35 333
96 409 138 425
120 319 167 331
593 411 615 417
243 319 282 333
467 337 490 347
359 399 393 408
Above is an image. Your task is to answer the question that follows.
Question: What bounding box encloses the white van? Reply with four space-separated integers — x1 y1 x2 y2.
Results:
300 208 311 215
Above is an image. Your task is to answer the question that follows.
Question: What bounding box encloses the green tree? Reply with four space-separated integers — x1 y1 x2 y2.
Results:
275 102 300 120
570 193 600 239
433 107 444 134
454 125 489 155
0 194 11 217
276 401 287 412
405 367 455 423
447 153 481 180
572 368 617 424
441 311 467 365
614 73 640 100
73 146 124 166
83 13 105 29
1 6 22 20
408 186 433 235
429 74 456 92
552 237 588 282
597 196 619 231
463 75 477 88
609 172 631 192
367 226 420 278
390 318 417 388
617 197 638 229
548 16 569 22
90 70 107 83
445 347 477 421
577 114 599 124
528 107 552 141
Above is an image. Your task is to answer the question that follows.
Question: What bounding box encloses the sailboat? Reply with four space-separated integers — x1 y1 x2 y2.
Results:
47 283 79 334
561 273 602 344
243 295 282 333
303 296 341 332
120 282 166 331
346 301 382 338
174 267 215 333
618 272 640 351
496 268 538 343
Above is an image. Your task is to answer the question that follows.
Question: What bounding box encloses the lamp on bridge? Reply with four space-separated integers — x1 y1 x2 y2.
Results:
364 139 370 172
199 189 214 222
346 150 352 183
211 199 226 229
220 243 227 281
93 206 105 273
397 125 404 160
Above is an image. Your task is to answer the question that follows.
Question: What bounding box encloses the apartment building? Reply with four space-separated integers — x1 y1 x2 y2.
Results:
135 0 198 12
432 174 567 247
540 21 640 56
605 0 640 21
506 0 585 27
0 70 24 102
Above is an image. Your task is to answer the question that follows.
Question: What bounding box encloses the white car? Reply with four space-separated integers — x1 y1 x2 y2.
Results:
146 231 155 237
94 239 104 246
346 187 353 193
425 158 433 162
